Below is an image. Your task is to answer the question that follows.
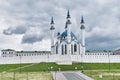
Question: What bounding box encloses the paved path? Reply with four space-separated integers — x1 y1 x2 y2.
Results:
63 73 86 80
51 71 94 80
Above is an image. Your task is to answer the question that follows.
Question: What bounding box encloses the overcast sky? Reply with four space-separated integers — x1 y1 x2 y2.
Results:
0 0 120 51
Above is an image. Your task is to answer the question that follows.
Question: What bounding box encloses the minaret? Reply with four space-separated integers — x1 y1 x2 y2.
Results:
50 17 55 54
80 16 85 54
66 10 71 55
66 10 71 43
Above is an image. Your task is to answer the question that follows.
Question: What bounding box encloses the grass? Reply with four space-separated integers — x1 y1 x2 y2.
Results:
0 72 53 80
84 70 120 80
1 62 120 80
0 62 120 72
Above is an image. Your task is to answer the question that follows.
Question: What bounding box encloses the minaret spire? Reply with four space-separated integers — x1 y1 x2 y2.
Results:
51 17 54 24
80 16 85 54
67 10 70 18
50 17 55 54
81 16 84 24
50 17 55 30
80 16 85 29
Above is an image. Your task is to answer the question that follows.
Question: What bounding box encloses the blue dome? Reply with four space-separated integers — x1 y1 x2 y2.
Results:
61 30 77 39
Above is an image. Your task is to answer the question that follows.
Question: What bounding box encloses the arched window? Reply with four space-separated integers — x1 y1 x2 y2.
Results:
71 44 73 55
65 44 67 54
56 46 58 54
62 45 64 55
74 44 77 52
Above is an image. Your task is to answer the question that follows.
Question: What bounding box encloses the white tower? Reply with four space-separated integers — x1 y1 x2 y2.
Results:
80 16 85 54
50 17 55 54
66 10 71 55
57 32 61 54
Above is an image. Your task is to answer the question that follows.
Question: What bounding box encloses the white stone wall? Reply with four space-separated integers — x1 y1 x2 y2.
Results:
0 52 120 64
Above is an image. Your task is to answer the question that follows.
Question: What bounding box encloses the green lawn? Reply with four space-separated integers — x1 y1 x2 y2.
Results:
84 70 120 80
0 62 120 72
1 63 120 80
0 72 53 80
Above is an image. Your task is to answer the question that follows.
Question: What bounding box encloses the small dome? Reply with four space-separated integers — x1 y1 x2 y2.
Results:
61 30 77 39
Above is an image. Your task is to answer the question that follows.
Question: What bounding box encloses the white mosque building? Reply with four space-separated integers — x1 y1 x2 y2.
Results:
0 10 120 64
50 10 85 55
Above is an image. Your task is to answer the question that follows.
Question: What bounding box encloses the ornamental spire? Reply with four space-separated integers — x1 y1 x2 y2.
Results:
51 17 54 24
80 16 85 29
67 10 70 18
50 17 55 30
66 10 71 24
81 16 84 24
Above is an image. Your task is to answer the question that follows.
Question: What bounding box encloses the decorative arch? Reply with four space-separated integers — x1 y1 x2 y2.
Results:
56 46 58 54
65 44 67 54
71 44 73 55
74 44 77 52
62 45 64 55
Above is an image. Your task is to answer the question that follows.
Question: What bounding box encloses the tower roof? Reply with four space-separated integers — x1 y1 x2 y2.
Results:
50 17 55 30
51 17 54 24
67 10 71 18
80 16 85 29
81 16 84 24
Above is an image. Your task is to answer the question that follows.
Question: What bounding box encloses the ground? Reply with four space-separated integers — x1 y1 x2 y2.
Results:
0 72 53 80
1 62 120 80
84 70 120 80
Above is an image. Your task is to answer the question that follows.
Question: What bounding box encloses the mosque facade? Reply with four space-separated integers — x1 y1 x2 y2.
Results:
50 10 85 56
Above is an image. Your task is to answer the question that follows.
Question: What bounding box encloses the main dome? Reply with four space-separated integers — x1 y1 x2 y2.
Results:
61 30 77 39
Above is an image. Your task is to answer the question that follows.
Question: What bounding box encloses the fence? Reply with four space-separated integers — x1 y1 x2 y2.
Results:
0 72 53 80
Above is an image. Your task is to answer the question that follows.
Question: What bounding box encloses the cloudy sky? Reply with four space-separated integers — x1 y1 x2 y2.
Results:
0 0 120 51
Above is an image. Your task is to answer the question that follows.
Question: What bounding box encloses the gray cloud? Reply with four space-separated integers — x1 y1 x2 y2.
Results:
22 34 44 44
1 0 120 50
3 26 27 35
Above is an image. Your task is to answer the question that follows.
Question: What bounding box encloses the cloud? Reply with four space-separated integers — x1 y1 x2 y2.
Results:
0 0 120 50
22 34 44 44
21 27 49 44
3 26 27 35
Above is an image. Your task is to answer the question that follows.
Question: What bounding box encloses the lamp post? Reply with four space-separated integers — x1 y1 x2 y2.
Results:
20 54 22 73
58 68 61 71
75 67 77 70
48 54 49 62
13 72 15 80
50 66 53 71
81 53 84 73
1 73 2 80
108 52 110 72
81 66 84 73
55 71 56 80
26 72 28 80
113 72 114 80
99 74 102 80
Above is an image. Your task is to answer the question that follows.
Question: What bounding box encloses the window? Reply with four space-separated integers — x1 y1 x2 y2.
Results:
56 46 58 54
71 44 73 55
65 45 67 54
74 44 77 52
62 45 64 55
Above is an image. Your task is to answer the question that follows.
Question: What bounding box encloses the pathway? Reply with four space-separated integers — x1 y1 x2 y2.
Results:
51 71 94 80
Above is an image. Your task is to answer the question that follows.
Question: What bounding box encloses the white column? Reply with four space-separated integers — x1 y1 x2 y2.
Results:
51 30 55 54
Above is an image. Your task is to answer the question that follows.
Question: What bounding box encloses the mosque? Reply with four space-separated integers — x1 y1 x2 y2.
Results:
50 10 85 56
0 10 120 65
